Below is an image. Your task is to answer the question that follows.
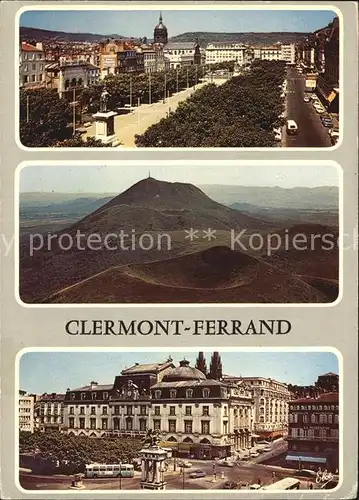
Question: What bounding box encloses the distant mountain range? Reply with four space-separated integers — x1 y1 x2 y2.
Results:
20 26 309 45
170 31 309 45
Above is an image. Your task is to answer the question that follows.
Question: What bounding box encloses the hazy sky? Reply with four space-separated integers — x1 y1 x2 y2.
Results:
19 350 338 394
20 9 336 38
19 165 339 193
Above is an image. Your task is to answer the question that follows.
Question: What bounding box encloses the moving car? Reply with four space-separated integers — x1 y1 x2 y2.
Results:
286 119 298 135
223 481 238 489
303 95 311 103
189 469 206 479
219 460 235 467
178 461 192 468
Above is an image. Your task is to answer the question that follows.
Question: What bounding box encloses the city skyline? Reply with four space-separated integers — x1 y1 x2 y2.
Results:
19 164 340 193
19 350 339 394
20 9 337 38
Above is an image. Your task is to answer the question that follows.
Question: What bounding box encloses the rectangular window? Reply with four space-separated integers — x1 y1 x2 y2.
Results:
169 406 176 416
201 421 210 434
102 418 108 430
140 406 147 416
168 420 176 433
203 406 209 416
79 417 85 429
32 63 36 70
185 406 192 416
31 74 36 82
103 406 108 414
184 420 192 433
90 418 96 429
153 419 161 431
91 407 96 415
114 406 120 415
80 407 85 415
69 407 74 415
127 406 133 416
154 406 160 416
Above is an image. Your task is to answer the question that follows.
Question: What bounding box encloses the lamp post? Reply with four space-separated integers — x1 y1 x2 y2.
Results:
180 466 185 489
176 67 179 93
26 95 30 123
148 73 152 105
164 72 167 102
130 75 132 108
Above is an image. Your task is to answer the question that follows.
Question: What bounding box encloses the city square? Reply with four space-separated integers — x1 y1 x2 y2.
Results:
19 351 340 491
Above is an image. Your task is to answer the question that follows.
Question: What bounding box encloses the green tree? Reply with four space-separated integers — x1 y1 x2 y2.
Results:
195 352 208 376
208 352 223 380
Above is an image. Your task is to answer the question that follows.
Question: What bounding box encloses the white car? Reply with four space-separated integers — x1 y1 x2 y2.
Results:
250 452 260 458
178 461 192 468
273 127 282 141
262 447 272 452
303 95 311 103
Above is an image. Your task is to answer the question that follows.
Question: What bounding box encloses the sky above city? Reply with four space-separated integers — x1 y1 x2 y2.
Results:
19 350 339 394
19 165 339 193
20 9 336 38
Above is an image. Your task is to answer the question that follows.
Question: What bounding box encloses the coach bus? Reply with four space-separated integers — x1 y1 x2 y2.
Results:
262 477 301 490
85 463 134 479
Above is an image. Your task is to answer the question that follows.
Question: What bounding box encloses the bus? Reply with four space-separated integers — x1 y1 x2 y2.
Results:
85 463 134 479
262 478 301 490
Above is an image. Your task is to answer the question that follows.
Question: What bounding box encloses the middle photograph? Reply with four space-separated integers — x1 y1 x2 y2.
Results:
17 162 341 305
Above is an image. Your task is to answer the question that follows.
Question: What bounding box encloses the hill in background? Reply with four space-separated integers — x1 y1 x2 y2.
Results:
20 26 308 45
170 31 309 45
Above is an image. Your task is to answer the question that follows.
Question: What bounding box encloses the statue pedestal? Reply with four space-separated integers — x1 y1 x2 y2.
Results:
92 111 117 145
140 446 167 490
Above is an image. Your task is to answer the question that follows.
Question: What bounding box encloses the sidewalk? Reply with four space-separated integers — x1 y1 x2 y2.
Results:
85 78 229 147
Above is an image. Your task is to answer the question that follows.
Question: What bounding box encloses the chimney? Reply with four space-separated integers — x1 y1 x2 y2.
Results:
36 42 43 51
90 381 98 389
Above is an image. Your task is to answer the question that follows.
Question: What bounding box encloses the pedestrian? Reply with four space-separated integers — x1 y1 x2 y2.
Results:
309 483 313 490
258 478 261 485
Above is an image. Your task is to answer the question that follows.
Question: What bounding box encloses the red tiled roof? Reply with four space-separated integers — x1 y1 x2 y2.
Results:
21 42 43 52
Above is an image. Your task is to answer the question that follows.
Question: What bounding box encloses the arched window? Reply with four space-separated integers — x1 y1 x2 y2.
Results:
71 77 77 87
78 77 83 86
65 79 70 89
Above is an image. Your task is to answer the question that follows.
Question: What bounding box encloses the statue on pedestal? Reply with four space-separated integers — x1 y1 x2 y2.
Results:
143 428 161 448
99 87 110 112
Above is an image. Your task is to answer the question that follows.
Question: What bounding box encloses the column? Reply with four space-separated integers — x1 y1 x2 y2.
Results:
141 458 146 481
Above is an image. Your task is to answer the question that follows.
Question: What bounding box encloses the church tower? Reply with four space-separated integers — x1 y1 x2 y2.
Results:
153 12 168 45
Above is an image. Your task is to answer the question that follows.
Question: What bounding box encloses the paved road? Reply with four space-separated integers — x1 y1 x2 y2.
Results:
85 78 228 148
284 67 332 147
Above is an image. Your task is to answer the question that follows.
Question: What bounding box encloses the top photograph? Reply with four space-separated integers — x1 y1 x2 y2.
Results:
17 7 340 149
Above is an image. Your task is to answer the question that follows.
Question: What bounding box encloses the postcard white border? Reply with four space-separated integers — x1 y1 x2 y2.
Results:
14 346 343 495
14 159 344 308
15 3 344 152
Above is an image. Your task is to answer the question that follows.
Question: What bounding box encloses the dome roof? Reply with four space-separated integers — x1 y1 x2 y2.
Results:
162 359 207 382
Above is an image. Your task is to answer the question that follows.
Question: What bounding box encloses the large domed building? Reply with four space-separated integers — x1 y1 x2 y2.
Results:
153 12 168 45
150 358 254 459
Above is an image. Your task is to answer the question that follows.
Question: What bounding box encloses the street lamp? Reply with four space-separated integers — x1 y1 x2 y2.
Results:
148 73 152 105
180 466 185 489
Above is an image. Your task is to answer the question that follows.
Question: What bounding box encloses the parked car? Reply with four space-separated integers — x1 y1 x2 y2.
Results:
303 95 311 103
329 127 340 144
273 127 282 141
296 469 317 478
256 440 270 445
189 469 206 479
223 481 238 489
262 447 272 452
321 118 333 128
250 452 260 458
178 461 192 468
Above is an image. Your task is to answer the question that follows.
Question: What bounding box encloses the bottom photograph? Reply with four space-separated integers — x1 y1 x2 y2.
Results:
17 349 340 492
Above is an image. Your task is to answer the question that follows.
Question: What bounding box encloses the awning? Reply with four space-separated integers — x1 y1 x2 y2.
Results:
328 90 338 103
286 455 327 464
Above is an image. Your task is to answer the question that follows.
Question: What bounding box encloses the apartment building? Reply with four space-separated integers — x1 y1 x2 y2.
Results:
205 42 253 66
19 390 35 433
19 41 46 88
